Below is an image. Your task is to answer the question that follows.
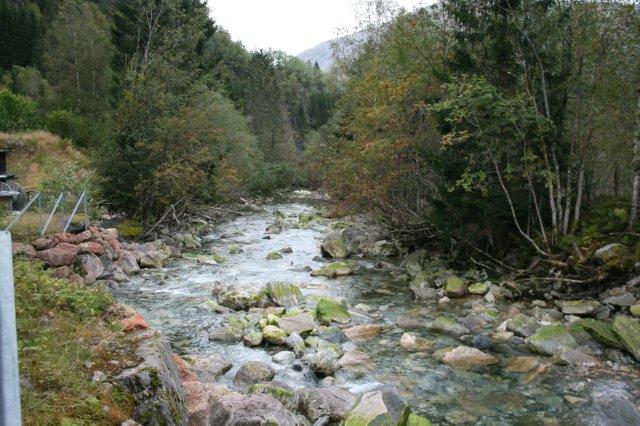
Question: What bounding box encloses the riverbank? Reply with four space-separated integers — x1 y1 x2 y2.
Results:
15 190 640 425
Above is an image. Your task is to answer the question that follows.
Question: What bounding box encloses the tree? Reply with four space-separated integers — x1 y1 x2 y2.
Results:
43 0 113 115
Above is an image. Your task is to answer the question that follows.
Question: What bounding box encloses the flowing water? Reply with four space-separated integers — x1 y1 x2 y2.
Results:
113 194 640 425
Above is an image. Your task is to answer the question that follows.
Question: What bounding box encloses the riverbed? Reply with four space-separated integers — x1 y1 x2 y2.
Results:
113 194 640 425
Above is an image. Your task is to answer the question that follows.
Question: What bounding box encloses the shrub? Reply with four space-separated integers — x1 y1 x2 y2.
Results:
45 109 98 147
249 162 294 194
0 88 37 131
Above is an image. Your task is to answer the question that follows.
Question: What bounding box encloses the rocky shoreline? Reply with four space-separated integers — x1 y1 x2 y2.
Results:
13 191 640 425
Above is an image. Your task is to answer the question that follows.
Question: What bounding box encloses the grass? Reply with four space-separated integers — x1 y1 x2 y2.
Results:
13 258 136 424
0 211 89 243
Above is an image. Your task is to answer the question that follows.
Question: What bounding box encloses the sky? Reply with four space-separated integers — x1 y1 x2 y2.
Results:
207 0 429 55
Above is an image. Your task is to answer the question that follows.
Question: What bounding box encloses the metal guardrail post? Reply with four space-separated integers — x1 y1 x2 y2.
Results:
0 231 22 426
63 191 86 233
40 193 64 238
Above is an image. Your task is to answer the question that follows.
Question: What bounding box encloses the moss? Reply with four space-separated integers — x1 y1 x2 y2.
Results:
315 298 351 325
406 413 432 426
575 318 622 348
116 219 144 239
247 383 294 404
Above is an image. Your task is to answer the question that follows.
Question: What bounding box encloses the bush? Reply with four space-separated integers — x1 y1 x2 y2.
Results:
0 88 37 131
44 109 97 147
249 162 294 194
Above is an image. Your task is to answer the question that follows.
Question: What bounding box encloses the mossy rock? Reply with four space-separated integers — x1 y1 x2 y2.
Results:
266 251 284 260
262 325 288 345
468 282 489 296
315 298 351 325
310 261 354 278
574 318 622 348
266 281 304 307
527 325 577 356
444 276 468 298
247 382 294 406
631 305 640 317
116 219 145 239
229 244 243 254
406 413 432 426
321 238 348 259
612 315 640 361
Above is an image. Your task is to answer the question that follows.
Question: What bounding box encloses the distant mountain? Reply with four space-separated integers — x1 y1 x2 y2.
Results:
297 39 335 71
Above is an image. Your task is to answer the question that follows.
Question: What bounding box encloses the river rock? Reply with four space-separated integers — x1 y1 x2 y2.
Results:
273 351 296 364
296 386 357 423
552 348 597 367
139 250 168 268
263 325 288 345
304 349 339 377
603 292 636 307
526 325 577 356
277 312 316 334
243 330 264 347
444 276 468 298
116 330 187 425
469 282 489 295
428 316 470 337
575 318 622 348
36 242 79 266
321 238 348 259
338 349 371 368
556 300 601 316
400 333 434 352
210 394 304 425
266 251 283 260
315 298 351 324
506 314 540 337
401 250 429 277
344 385 409 426
311 262 354 278
183 382 231 426
285 332 306 355
506 356 540 373
612 315 640 360
12 242 37 258
184 353 233 382
218 286 268 311
410 275 438 300
344 324 383 340
234 361 275 384
247 382 295 406
631 305 640 317
117 250 140 275
266 282 305 308
437 346 499 369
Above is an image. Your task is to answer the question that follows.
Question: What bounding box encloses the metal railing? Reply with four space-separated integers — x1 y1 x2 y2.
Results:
1 190 89 425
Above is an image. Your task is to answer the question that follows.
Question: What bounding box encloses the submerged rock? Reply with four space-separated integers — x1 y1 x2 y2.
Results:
428 316 470 337
436 346 499 370
527 325 577 356
344 324 383 340
400 333 434 352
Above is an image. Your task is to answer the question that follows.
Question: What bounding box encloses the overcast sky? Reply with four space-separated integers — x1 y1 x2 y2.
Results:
207 0 429 55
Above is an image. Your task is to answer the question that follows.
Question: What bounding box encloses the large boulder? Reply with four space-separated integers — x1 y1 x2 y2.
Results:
435 346 499 370
233 361 275 385
304 349 339 377
575 319 622 348
36 242 79 266
116 330 187 425
594 243 627 263
344 385 410 426
266 282 305 308
184 354 233 382
277 312 316 335
210 394 304 425
315 298 351 325
321 239 348 259
295 386 357 423
612 315 640 361
139 250 169 269
183 382 231 426
526 325 577 356
76 253 105 284
117 250 140 275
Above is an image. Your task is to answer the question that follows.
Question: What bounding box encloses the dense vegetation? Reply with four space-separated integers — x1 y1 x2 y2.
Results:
309 0 640 264
0 0 334 220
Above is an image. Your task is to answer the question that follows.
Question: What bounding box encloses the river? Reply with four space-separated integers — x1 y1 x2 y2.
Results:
113 193 640 425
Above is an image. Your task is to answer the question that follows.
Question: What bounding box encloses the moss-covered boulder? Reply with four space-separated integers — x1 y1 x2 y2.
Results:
262 325 288 345
321 239 348 259
527 325 577 356
217 287 268 311
233 361 275 384
631 305 640 317
248 382 295 406
315 298 351 325
612 315 640 361
468 282 489 296
594 243 627 263
310 261 354 278
266 281 305 308
444 276 468 298
406 413 433 426
574 318 622 348
344 385 410 426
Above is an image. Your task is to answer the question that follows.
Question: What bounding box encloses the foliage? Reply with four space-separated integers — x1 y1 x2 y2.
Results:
0 88 38 131
249 163 295 194
0 0 44 70
44 109 102 148
14 260 134 424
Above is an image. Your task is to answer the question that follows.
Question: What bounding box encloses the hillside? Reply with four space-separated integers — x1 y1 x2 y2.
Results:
297 39 334 70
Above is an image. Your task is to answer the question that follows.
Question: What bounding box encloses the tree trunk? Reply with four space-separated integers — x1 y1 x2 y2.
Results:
628 90 640 231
